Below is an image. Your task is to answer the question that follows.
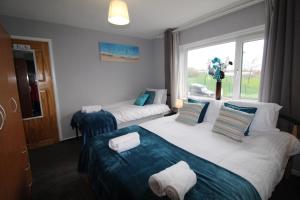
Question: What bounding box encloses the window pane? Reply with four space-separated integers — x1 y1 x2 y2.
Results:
240 39 264 99
187 42 235 98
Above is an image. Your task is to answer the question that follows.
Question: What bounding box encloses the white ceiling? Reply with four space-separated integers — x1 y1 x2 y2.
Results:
0 0 256 39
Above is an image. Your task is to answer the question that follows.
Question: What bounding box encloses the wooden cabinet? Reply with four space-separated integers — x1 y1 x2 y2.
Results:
0 24 32 199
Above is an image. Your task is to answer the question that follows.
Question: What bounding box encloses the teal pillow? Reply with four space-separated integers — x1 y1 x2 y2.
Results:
224 103 257 136
144 91 156 105
134 94 149 106
188 98 210 123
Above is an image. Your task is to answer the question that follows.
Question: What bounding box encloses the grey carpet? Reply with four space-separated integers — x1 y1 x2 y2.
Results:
29 138 300 200
29 138 95 200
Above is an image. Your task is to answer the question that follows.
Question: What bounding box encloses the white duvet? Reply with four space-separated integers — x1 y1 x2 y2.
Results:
104 100 170 124
140 115 300 200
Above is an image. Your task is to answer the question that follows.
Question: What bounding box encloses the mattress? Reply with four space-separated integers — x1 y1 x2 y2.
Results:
104 100 170 124
140 115 300 200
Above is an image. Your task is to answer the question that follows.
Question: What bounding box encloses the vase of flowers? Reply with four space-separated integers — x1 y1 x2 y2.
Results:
208 57 232 100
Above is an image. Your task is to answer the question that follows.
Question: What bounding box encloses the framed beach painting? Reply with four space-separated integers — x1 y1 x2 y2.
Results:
99 42 139 62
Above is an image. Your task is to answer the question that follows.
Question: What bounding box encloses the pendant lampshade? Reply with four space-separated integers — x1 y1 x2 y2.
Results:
108 0 130 25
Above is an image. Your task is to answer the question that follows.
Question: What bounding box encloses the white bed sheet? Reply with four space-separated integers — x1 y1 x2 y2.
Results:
140 115 300 200
104 100 170 124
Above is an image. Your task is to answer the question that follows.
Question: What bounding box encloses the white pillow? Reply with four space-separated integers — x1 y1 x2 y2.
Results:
225 100 282 132
188 96 222 123
146 88 167 104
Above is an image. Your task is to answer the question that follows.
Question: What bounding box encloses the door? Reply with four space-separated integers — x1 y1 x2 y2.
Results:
12 39 59 149
0 24 31 200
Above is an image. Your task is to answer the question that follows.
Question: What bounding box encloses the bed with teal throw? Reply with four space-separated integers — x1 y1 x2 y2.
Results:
78 125 261 200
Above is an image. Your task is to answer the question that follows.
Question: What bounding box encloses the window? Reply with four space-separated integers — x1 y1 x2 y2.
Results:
240 40 264 99
187 42 235 98
184 30 264 100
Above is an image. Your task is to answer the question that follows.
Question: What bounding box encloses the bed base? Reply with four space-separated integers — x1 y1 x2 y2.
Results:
74 112 168 137
117 113 167 128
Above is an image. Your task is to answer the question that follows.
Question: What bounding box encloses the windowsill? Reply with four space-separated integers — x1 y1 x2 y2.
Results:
187 95 259 102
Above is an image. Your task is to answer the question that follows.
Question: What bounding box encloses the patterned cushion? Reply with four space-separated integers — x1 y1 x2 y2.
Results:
224 103 257 136
175 102 204 126
188 98 210 123
212 106 255 142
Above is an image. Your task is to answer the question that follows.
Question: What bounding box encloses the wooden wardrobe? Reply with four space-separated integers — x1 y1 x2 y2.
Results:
0 24 32 199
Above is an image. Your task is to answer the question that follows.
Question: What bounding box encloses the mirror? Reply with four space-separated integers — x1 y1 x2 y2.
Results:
13 49 43 119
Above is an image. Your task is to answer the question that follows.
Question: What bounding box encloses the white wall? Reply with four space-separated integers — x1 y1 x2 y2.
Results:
0 15 164 140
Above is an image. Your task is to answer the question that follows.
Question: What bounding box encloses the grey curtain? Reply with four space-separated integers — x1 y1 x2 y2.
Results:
164 29 173 107
259 0 300 130
164 29 185 108
164 28 176 107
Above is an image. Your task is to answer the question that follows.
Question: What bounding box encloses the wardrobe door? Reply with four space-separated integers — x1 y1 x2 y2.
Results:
0 24 31 200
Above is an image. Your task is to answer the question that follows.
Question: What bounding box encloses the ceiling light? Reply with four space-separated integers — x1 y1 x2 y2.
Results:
108 0 130 26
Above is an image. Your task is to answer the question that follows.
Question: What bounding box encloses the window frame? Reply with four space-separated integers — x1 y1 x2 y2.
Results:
180 25 265 100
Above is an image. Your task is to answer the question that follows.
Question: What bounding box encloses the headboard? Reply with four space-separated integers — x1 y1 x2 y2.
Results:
278 113 300 139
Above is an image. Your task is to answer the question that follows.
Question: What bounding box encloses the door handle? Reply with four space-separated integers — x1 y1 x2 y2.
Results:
10 97 18 112
0 105 6 130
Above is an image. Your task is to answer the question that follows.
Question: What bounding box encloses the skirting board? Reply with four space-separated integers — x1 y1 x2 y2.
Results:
61 135 80 141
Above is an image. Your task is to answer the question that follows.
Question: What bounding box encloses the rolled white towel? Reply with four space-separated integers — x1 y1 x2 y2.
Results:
165 168 197 200
81 105 102 113
108 132 140 153
148 161 195 198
